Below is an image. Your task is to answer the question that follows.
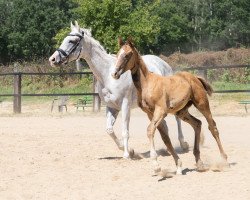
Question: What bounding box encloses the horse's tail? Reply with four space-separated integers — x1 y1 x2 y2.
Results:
197 76 213 96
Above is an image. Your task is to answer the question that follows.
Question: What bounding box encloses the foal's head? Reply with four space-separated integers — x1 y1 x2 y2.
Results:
112 37 138 79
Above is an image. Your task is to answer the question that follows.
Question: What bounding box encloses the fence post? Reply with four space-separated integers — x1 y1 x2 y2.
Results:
92 76 101 112
198 69 207 80
13 72 22 113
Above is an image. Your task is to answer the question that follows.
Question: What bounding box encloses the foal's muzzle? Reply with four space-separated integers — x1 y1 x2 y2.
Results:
111 71 121 79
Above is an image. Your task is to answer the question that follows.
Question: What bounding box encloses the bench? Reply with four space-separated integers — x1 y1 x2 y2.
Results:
75 98 92 111
239 100 250 113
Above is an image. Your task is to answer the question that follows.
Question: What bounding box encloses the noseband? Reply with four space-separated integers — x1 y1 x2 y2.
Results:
56 33 84 64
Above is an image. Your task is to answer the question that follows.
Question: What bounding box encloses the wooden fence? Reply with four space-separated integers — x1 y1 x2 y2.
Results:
0 64 249 113
179 64 250 93
181 64 250 80
0 71 101 113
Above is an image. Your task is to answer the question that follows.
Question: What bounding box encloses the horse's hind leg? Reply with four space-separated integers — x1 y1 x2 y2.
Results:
176 108 206 172
175 116 189 151
195 101 227 160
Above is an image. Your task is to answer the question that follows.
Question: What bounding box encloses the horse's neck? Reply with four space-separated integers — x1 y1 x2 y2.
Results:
81 37 114 84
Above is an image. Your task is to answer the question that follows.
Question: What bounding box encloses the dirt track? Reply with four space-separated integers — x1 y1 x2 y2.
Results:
0 109 249 200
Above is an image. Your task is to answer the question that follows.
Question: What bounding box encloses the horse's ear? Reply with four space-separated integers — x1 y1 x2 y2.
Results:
127 36 134 48
118 37 124 47
75 20 80 31
70 21 74 30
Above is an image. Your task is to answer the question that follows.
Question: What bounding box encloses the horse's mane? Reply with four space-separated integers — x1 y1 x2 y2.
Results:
80 28 107 53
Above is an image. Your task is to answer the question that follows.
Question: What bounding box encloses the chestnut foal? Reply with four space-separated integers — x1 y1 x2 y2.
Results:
112 38 227 174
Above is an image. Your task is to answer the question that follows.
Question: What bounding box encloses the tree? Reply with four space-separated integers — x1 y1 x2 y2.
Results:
72 0 160 53
0 0 76 63
0 1 10 63
151 0 191 53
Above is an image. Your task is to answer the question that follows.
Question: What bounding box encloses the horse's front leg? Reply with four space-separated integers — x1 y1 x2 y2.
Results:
121 97 134 159
175 116 189 151
106 107 123 150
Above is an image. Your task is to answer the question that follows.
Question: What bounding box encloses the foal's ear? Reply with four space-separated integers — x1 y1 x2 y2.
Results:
127 36 135 48
118 37 124 47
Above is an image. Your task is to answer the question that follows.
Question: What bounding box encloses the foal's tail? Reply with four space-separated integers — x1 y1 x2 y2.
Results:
197 76 213 96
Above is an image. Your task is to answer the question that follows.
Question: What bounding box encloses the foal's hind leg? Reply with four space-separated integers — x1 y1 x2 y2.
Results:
195 102 227 160
176 109 206 172
158 120 183 175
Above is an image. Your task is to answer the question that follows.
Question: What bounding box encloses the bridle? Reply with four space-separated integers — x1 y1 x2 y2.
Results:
56 32 84 64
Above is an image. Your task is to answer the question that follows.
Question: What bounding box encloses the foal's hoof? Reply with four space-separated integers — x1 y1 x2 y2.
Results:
129 148 135 158
196 161 209 172
180 141 189 152
154 166 162 174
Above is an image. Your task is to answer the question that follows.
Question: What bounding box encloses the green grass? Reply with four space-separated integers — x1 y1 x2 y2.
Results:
0 76 93 103
212 81 249 91
0 76 249 104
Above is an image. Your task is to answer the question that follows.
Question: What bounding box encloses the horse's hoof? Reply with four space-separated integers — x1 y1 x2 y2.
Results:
176 167 183 175
180 141 189 152
117 140 124 151
118 146 124 151
123 152 130 159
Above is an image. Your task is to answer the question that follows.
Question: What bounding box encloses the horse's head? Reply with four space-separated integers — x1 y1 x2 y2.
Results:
49 21 85 66
112 37 138 79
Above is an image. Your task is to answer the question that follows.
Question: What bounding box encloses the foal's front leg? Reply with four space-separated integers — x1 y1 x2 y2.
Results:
147 111 183 175
146 109 165 173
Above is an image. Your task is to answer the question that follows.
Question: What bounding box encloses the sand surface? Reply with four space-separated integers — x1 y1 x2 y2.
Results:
0 108 249 200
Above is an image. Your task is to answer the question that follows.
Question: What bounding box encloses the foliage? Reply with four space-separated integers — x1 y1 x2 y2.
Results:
0 0 249 63
0 0 76 63
72 0 160 53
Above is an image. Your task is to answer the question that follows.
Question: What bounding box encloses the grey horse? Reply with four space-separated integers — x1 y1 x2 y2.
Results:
49 21 189 158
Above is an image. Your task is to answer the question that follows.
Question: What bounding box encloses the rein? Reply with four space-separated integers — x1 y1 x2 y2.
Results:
56 33 83 64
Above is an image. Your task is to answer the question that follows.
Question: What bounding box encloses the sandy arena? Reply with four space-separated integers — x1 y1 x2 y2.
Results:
0 103 249 199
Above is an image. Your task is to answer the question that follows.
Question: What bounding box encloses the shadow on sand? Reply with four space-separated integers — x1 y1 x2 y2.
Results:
98 146 190 161
98 156 123 160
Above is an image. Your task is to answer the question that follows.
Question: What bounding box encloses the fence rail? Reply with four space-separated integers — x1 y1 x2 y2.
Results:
0 65 249 113
0 71 101 113
182 64 250 71
0 71 93 76
180 64 250 89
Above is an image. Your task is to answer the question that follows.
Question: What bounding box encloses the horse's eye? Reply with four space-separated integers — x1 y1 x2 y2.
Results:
69 40 77 44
